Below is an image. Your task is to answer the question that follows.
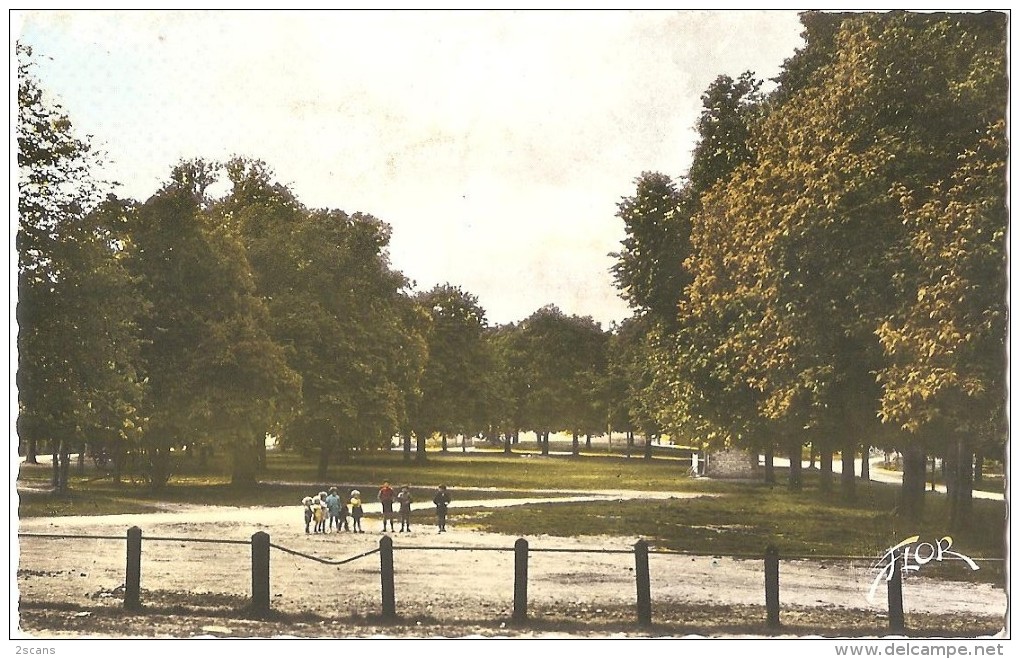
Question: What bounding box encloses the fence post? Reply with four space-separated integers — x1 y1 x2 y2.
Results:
251 531 271 617
634 539 652 626
513 538 529 622
124 526 142 611
380 535 396 619
888 549 905 632
765 545 780 629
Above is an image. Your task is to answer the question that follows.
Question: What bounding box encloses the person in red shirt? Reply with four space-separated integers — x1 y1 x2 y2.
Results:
378 481 396 532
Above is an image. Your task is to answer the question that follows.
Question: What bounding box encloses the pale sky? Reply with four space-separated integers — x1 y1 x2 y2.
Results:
13 9 806 328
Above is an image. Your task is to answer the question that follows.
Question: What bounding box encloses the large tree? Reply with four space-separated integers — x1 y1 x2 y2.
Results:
224 159 426 477
486 322 528 453
17 46 144 491
611 74 767 465
412 284 491 454
127 161 300 489
679 12 1007 514
513 306 607 456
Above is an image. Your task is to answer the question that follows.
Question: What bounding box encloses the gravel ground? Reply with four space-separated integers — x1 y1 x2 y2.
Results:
14 498 1008 639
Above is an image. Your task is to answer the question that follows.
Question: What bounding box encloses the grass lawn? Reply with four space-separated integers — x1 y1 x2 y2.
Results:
16 448 707 518
259 448 709 492
451 472 1005 583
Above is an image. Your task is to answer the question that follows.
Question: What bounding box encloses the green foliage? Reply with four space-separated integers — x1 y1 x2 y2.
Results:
17 45 144 488
126 161 301 488
223 159 427 473
412 284 492 440
608 12 1006 521
513 305 608 438
610 172 689 324
687 72 764 195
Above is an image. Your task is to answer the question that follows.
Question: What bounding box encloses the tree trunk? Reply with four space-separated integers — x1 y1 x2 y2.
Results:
541 431 549 456
763 446 775 484
973 449 984 484
441 433 448 452
585 434 592 450
947 435 974 532
897 442 927 520
232 436 260 487
860 444 870 481
416 433 427 463
51 441 59 487
820 449 833 494
112 442 125 485
840 438 856 502
256 435 267 473
403 433 412 462
643 434 653 460
146 444 173 492
77 442 86 475
462 434 467 453
503 433 511 454
627 431 634 458
571 431 579 457
809 445 817 469
787 439 802 491
24 437 38 464
57 441 70 494
316 444 332 480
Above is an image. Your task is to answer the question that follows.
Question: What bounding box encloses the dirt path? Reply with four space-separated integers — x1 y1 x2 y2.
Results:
16 489 1007 637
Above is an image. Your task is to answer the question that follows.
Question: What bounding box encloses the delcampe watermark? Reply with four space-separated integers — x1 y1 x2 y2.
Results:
867 535 980 602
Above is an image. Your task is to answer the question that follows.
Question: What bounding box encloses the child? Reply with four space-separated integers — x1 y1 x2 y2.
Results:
339 491 350 532
326 487 342 532
312 496 325 533
302 496 314 534
349 489 364 533
317 492 329 533
378 481 396 532
433 484 451 533
397 485 413 532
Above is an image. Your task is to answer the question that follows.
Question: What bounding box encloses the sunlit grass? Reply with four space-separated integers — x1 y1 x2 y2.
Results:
452 473 1005 580
18 448 705 518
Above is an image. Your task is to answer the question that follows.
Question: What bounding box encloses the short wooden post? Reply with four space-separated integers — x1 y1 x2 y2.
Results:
765 545 780 628
251 531 271 616
513 538 529 622
124 526 142 611
380 535 396 619
888 549 905 632
634 539 652 626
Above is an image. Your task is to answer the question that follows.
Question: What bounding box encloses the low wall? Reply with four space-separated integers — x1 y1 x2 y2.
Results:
706 448 758 479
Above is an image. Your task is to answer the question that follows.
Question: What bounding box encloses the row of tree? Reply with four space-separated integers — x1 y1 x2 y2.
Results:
609 11 1007 527
18 12 1007 531
17 45 630 491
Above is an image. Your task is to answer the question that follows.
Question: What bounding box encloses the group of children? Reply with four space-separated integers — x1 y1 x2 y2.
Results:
302 483 452 534
302 487 361 534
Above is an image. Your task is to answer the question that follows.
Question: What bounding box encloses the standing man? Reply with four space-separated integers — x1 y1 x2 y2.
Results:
433 484 451 533
397 485 414 532
378 481 396 532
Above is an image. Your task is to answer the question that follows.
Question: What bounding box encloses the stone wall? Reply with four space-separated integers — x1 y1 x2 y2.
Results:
706 448 758 479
